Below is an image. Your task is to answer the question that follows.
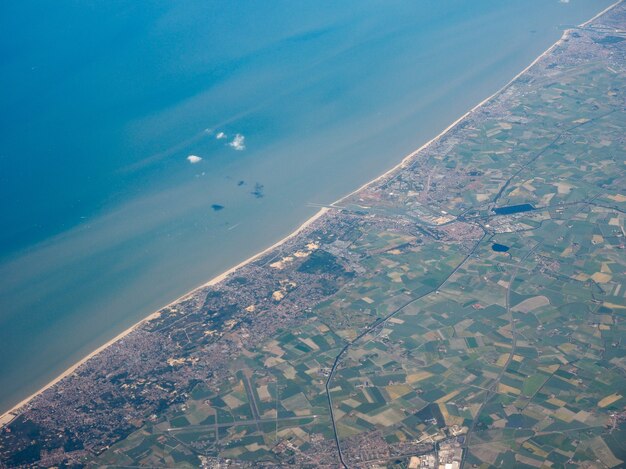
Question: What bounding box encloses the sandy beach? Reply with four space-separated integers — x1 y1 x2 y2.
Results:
333 28 575 209
334 0 622 206
1 0 621 429
0 206 329 426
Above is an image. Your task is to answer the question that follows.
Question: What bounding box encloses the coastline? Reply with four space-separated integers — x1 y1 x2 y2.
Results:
334 30 563 207
333 0 623 207
1 0 621 428
0 206 329 426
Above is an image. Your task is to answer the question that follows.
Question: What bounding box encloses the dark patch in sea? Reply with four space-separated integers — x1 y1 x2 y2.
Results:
251 183 264 198
211 204 225 211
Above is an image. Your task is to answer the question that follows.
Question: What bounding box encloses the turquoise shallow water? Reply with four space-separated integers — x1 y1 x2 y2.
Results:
0 0 613 413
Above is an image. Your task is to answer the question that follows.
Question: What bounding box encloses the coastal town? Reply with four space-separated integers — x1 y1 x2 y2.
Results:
1 3 625 468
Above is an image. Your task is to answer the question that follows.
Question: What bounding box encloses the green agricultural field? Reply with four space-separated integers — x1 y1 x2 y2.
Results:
79 9 626 468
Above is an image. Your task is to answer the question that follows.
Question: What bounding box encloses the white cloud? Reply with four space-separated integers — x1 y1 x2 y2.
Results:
559 0 570 3
187 154 202 164
216 131 227 140
229 133 246 151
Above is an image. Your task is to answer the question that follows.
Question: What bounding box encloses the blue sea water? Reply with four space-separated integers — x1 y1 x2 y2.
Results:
0 0 613 413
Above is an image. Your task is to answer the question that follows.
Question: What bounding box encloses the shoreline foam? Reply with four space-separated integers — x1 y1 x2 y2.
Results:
1 0 621 428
